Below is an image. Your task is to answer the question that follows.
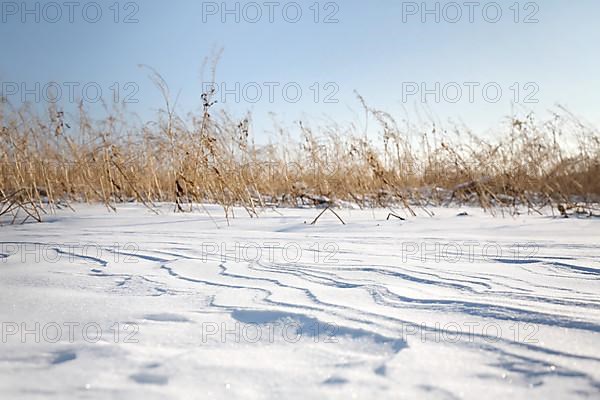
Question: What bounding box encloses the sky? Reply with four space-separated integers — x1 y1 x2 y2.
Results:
1 0 599 142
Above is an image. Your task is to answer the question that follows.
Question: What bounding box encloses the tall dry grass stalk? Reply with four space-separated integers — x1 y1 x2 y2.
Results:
1 87 599 224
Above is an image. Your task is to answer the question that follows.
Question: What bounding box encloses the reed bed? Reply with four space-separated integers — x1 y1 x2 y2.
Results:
1 89 599 224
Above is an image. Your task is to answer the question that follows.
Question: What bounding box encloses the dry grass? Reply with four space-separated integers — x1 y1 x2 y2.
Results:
1 85 599 224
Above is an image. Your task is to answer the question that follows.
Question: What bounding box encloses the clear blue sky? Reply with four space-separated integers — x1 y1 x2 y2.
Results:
1 0 599 142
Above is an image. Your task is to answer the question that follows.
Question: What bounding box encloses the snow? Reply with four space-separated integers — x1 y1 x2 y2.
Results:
0 204 599 399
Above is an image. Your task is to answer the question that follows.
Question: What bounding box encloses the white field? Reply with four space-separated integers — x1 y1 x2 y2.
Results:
0 204 599 399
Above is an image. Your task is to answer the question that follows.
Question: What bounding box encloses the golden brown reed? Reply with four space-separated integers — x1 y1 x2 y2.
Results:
1 86 599 224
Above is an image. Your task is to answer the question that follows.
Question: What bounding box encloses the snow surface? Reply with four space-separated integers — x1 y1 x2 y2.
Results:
0 204 599 399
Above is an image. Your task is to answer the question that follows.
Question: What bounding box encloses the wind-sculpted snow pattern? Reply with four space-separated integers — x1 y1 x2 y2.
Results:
0 205 598 399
